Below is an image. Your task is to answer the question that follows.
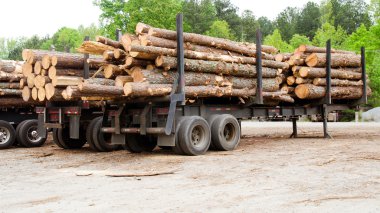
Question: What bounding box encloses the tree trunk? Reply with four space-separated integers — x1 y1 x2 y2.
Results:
48 67 100 79
295 84 369 99
78 83 124 96
122 57 152 69
306 53 361 67
298 45 355 54
77 41 115 55
313 78 363 87
113 49 127 59
104 64 124 79
34 75 50 89
287 76 296 86
295 77 313 85
0 89 22 96
96 36 122 49
299 67 362 79
132 69 279 91
0 60 23 73
45 83 65 100
121 34 138 52
22 86 31 101
0 82 21 89
52 76 83 87
87 58 108 69
22 63 33 76
103 50 116 61
0 71 23 82
26 50 51 64
50 53 90 69
115 76 133 87
31 87 38 100
155 56 278 78
84 78 116 86
131 45 289 70
37 87 46 101
27 73 35 88
41 55 51 69
0 97 41 107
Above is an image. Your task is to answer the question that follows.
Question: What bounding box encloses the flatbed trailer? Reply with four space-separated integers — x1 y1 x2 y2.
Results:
37 14 367 155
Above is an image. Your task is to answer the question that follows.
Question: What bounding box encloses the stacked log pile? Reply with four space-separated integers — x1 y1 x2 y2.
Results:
274 44 370 102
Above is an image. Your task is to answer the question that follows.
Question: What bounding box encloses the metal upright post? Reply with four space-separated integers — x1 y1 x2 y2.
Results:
290 117 298 138
322 40 332 139
83 36 90 79
255 30 263 104
360 47 367 104
116 28 122 42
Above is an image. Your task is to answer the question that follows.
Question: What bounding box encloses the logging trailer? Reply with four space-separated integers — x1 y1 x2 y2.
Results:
36 14 368 155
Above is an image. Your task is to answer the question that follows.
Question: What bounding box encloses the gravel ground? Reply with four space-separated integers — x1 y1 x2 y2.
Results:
0 121 379 212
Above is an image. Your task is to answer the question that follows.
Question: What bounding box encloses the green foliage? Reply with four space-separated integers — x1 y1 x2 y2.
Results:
264 29 293 53
182 0 216 34
78 24 102 40
312 22 347 48
214 0 241 40
295 2 321 39
370 0 380 21
275 7 299 42
290 34 311 49
205 20 235 40
50 27 82 52
257 17 274 38
93 0 128 38
7 36 48 60
240 10 259 43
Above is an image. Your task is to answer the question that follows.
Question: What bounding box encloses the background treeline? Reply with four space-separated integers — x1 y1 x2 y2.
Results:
0 0 379 105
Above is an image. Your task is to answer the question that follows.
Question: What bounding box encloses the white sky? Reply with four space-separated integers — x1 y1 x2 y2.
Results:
0 0 372 38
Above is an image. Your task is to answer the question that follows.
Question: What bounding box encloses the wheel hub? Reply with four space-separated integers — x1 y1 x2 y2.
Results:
27 127 41 143
0 127 10 144
191 126 204 146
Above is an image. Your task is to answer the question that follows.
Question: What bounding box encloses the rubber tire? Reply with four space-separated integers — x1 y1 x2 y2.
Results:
178 116 211 156
125 134 157 153
86 117 103 152
211 114 240 151
17 120 47 147
207 115 220 150
52 128 66 149
92 118 118 152
15 120 29 147
0 120 16 149
57 126 86 149
172 117 192 155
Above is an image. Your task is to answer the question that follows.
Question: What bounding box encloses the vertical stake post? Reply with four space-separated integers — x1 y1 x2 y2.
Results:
325 39 332 105
255 30 263 104
360 47 367 104
83 36 90 79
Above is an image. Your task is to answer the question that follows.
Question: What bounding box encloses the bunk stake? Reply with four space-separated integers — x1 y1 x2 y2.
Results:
83 36 90 79
325 39 332 104
290 117 298 138
322 104 332 139
255 30 263 104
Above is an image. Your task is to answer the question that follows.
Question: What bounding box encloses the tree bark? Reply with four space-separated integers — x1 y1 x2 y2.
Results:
131 45 289 70
22 86 31 101
0 82 21 89
306 53 361 67
295 77 313 85
132 69 279 91
0 60 23 73
31 87 38 100
295 84 370 99
37 87 46 101
104 64 124 79
84 78 115 86
48 67 100 79
299 67 362 79
0 97 41 107
115 76 133 87
52 76 83 87
77 41 115 55
0 89 22 96
96 36 122 49
313 78 363 87
155 56 278 78
78 83 124 96
298 45 355 54
50 53 99 69
0 71 23 82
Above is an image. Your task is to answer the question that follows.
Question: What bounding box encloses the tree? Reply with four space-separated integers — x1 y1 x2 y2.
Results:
78 23 102 40
214 0 241 40
370 0 380 21
295 2 321 39
264 29 293 53
240 10 259 42
290 34 311 49
182 0 216 34
50 27 82 52
6 36 49 60
257 17 274 38
205 20 235 40
275 7 299 42
312 22 347 48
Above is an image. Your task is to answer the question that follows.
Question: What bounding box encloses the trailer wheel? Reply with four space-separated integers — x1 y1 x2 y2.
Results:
58 126 86 149
207 115 221 150
52 128 66 149
17 120 47 147
86 117 103 152
15 120 29 146
126 134 157 153
92 118 118 152
211 114 240 151
178 116 211 156
0 120 16 149
172 117 191 155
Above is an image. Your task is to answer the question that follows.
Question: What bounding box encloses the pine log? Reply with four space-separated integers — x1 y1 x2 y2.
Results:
115 76 133 87
268 94 295 103
122 57 152 69
78 83 124 96
0 60 23 73
37 87 46 101
114 49 127 59
84 78 116 86
103 50 116 61
52 76 83 87
306 53 361 67
0 71 22 82
287 76 296 86
121 34 138 51
104 64 124 79
26 50 51 64
313 78 363 87
19 78 26 88
48 67 100 79
77 41 115 55
96 36 122 49
132 69 279 91
0 89 22 96
295 77 313 85
22 63 33 76
27 73 35 88
34 61 42 75
51 53 88 69
155 56 278 78
275 53 292 62
0 83 20 89
298 45 355 54
87 58 108 69
239 42 279 55
31 87 38 100
22 86 31 101
295 84 370 99
281 84 295 94
131 45 289 70
136 23 152 34
41 55 51 70
41 69 47 76
276 74 286 84
34 75 50 89
299 67 362 79
0 97 41 107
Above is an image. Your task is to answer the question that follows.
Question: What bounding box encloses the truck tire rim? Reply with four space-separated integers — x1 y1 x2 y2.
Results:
0 127 10 144
191 126 205 147
27 126 41 143
223 123 235 143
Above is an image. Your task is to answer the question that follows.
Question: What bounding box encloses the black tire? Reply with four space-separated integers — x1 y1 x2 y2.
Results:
172 117 192 155
126 134 157 153
0 120 16 149
207 115 220 150
57 126 86 149
159 146 172 150
17 120 47 147
52 128 66 149
211 114 240 151
92 118 118 152
86 117 103 152
15 120 29 147
178 116 211 156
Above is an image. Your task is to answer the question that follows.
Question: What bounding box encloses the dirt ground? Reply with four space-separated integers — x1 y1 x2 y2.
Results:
0 121 379 212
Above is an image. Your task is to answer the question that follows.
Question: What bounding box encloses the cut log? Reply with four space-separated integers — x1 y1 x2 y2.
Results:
31 87 38 100
41 55 51 70
34 75 50 89
0 60 23 73
52 76 83 87
45 83 60 100
287 76 296 86
275 53 292 62
0 89 22 96
281 84 295 94
155 56 278 78
299 67 362 79
313 78 363 87
0 71 22 82
103 50 116 61
77 41 115 55
78 83 124 96
132 69 279 91
27 73 35 88
306 53 361 67
96 36 122 49
131 45 289 70
22 86 31 102
19 78 26 88
104 64 124 79
120 34 138 51
115 76 133 87
123 57 152 69
113 49 127 59
37 87 46 101
135 23 151 34
298 45 355 54
0 97 41 107
48 67 99 79
295 84 369 99
34 61 42 75
50 53 89 69
27 50 51 64
87 58 108 69
22 63 33 76
84 78 116 86
295 77 313 85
